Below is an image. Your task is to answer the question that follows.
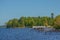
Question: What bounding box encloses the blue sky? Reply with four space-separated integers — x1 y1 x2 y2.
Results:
0 0 60 25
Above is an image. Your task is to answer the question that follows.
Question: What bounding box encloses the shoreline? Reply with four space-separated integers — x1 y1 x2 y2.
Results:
33 28 60 32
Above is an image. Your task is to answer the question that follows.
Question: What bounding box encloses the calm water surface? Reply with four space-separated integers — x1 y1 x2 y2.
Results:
0 28 60 40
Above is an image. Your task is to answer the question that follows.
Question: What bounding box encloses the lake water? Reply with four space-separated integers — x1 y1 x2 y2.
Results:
0 28 60 40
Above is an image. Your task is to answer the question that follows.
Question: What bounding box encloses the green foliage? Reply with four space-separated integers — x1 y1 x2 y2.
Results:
53 15 60 29
6 16 51 28
6 13 60 29
6 18 19 28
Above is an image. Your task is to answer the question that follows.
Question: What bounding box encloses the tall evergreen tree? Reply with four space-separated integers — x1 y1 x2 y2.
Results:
51 13 54 19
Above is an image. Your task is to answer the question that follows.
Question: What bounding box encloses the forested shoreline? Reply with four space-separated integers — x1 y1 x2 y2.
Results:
6 13 60 29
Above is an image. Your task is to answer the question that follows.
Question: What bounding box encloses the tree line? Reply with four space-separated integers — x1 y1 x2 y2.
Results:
6 13 60 29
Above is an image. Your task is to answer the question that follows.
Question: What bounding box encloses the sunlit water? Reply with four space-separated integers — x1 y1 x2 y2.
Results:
0 28 60 40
